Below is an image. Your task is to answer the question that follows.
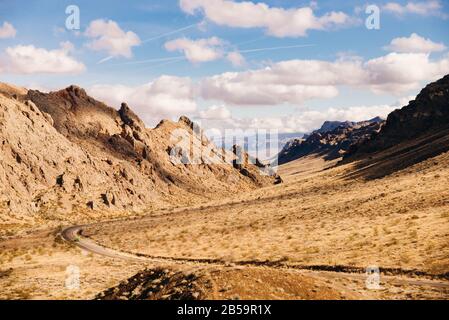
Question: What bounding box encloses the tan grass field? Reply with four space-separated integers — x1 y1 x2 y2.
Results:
85 152 449 275
1 149 448 300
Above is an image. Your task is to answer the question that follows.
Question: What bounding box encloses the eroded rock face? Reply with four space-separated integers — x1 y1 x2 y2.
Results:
119 102 145 131
278 118 384 165
346 74 449 157
0 84 279 221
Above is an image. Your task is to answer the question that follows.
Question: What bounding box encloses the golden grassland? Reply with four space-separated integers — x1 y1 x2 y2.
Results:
0 150 448 299
86 152 449 274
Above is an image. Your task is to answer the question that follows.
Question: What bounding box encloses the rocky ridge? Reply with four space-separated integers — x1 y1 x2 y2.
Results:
345 75 449 158
0 84 278 223
278 118 384 165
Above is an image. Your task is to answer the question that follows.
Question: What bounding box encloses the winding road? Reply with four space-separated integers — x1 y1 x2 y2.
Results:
61 225 449 290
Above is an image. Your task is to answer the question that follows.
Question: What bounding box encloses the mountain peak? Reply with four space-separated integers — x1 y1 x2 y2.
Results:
119 102 145 130
63 85 88 99
178 115 195 129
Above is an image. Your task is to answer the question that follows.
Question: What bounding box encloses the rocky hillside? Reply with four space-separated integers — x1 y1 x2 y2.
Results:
339 75 449 179
346 75 449 158
0 84 278 223
277 118 384 165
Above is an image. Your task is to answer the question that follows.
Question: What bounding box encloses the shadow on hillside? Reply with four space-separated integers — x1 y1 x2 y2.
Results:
341 128 449 180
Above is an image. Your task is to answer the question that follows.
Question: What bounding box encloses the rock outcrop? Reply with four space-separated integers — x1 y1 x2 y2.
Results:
0 83 278 223
345 75 449 158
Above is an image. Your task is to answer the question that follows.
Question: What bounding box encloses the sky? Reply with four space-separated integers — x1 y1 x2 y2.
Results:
1 0 449 134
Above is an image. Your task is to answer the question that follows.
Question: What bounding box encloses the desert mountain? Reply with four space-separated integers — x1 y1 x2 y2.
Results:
277 118 384 165
339 75 449 179
347 75 449 157
0 84 278 223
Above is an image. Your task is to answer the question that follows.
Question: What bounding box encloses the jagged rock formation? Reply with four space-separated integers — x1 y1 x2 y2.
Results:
277 118 384 165
232 145 283 185
339 75 449 179
346 75 449 158
0 84 278 222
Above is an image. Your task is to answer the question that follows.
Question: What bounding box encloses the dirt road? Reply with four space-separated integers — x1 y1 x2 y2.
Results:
62 225 449 290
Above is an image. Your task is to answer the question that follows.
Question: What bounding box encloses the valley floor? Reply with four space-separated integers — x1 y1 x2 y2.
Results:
1 151 449 300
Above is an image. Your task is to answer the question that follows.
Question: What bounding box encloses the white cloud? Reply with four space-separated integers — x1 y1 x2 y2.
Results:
198 52 449 105
364 52 449 94
180 0 353 37
383 1 448 18
200 70 339 105
385 33 447 53
85 19 141 58
198 105 231 119
88 75 197 126
0 42 85 74
198 101 406 135
0 22 16 39
85 34 449 127
164 37 223 63
226 51 246 67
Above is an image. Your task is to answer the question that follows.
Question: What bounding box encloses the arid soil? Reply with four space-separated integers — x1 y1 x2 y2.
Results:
84 151 449 276
1 148 447 300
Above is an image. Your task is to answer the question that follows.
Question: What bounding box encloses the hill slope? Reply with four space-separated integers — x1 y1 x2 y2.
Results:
343 74 449 178
0 84 277 225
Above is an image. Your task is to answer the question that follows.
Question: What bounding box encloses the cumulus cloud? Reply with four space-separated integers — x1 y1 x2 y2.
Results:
198 52 449 105
164 37 248 66
383 1 448 18
85 34 449 127
364 52 449 94
198 105 232 120
179 0 353 37
85 19 141 58
198 102 404 135
226 51 246 67
384 33 447 53
0 22 16 39
200 70 339 105
88 75 197 126
164 37 223 63
0 42 85 74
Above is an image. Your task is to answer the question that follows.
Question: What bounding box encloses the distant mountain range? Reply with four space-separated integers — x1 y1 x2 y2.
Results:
211 131 304 162
278 74 449 171
277 117 384 165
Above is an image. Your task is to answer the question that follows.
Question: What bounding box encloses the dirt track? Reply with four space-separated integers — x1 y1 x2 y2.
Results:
62 225 449 291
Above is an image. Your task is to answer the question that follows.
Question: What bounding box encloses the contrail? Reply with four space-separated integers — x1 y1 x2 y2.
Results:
238 44 315 54
110 56 186 66
140 57 187 71
141 23 200 43
97 56 114 64
107 43 314 67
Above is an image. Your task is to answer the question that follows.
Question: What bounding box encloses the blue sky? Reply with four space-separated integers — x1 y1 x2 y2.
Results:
1 0 449 133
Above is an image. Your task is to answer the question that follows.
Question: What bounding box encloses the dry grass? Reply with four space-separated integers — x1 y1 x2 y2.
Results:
1 150 449 299
86 152 449 275
0 231 151 300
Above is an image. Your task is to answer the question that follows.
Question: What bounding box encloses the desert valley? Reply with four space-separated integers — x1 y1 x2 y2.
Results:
0 74 448 300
